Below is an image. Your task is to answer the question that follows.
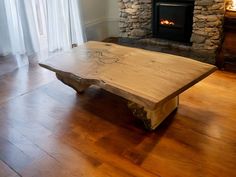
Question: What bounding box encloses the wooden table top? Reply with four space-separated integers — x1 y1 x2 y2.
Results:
40 41 216 110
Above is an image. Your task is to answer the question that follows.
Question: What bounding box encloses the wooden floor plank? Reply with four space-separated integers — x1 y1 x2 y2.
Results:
0 65 55 105
0 137 32 173
0 65 235 177
19 155 81 177
0 160 20 177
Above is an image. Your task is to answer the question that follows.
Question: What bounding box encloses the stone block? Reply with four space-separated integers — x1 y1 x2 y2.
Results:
191 33 206 43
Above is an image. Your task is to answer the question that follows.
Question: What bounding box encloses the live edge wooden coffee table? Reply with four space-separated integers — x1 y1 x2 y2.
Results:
40 41 216 130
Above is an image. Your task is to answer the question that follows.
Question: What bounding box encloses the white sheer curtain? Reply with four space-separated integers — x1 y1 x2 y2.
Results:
0 0 86 68
0 0 11 56
70 0 86 46
37 0 86 54
46 0 71 52
2 0 39 67
5 0 40 55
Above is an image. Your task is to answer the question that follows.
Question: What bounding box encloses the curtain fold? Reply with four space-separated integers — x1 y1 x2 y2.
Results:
5 0 40 55
70 0 87 45
46 0 85 53
20 0 40 56
4 0 40 66
0 0 11 56
46 0 71 52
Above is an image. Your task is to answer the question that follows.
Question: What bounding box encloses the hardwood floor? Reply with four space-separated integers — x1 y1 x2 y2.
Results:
0 55 18 76
0 65 235 177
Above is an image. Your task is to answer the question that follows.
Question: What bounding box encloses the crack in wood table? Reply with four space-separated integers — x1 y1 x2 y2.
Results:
40 41 217 130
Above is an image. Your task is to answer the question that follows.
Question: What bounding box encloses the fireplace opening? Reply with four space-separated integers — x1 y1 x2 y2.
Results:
152 0 194 43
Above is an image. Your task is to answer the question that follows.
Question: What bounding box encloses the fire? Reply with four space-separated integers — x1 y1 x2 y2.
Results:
227 0 236 11
232 0 236 10
160 19 175 26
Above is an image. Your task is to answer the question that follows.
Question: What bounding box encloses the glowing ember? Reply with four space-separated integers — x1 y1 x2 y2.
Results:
160 19 175 26
227 0 236 11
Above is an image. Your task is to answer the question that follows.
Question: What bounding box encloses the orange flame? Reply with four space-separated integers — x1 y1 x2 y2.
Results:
227 0 236 11
160 19 175 26
233 0 236 10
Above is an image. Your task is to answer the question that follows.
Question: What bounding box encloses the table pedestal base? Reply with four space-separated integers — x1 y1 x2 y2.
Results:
56 73 91 94
56 72 179 130
128 96 179 130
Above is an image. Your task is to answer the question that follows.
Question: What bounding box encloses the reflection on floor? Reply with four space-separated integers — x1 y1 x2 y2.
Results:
0 55 18 76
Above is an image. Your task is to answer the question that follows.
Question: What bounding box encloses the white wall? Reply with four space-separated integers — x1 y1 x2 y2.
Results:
80 0 119 41
106 0 120 37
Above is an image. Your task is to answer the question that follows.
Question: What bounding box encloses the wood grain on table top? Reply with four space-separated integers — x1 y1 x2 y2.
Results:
40 41 217 109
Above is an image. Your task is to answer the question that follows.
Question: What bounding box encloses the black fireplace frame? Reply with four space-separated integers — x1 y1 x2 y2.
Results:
152 0 194 43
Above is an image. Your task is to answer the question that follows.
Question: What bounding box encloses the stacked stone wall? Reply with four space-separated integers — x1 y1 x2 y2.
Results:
191 0 226 53
118 0 152 38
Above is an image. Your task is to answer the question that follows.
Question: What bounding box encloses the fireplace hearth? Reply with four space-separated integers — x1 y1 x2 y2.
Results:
152 0 194 42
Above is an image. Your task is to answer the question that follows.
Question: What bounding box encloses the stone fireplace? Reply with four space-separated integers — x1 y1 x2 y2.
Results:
118 0 227 57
